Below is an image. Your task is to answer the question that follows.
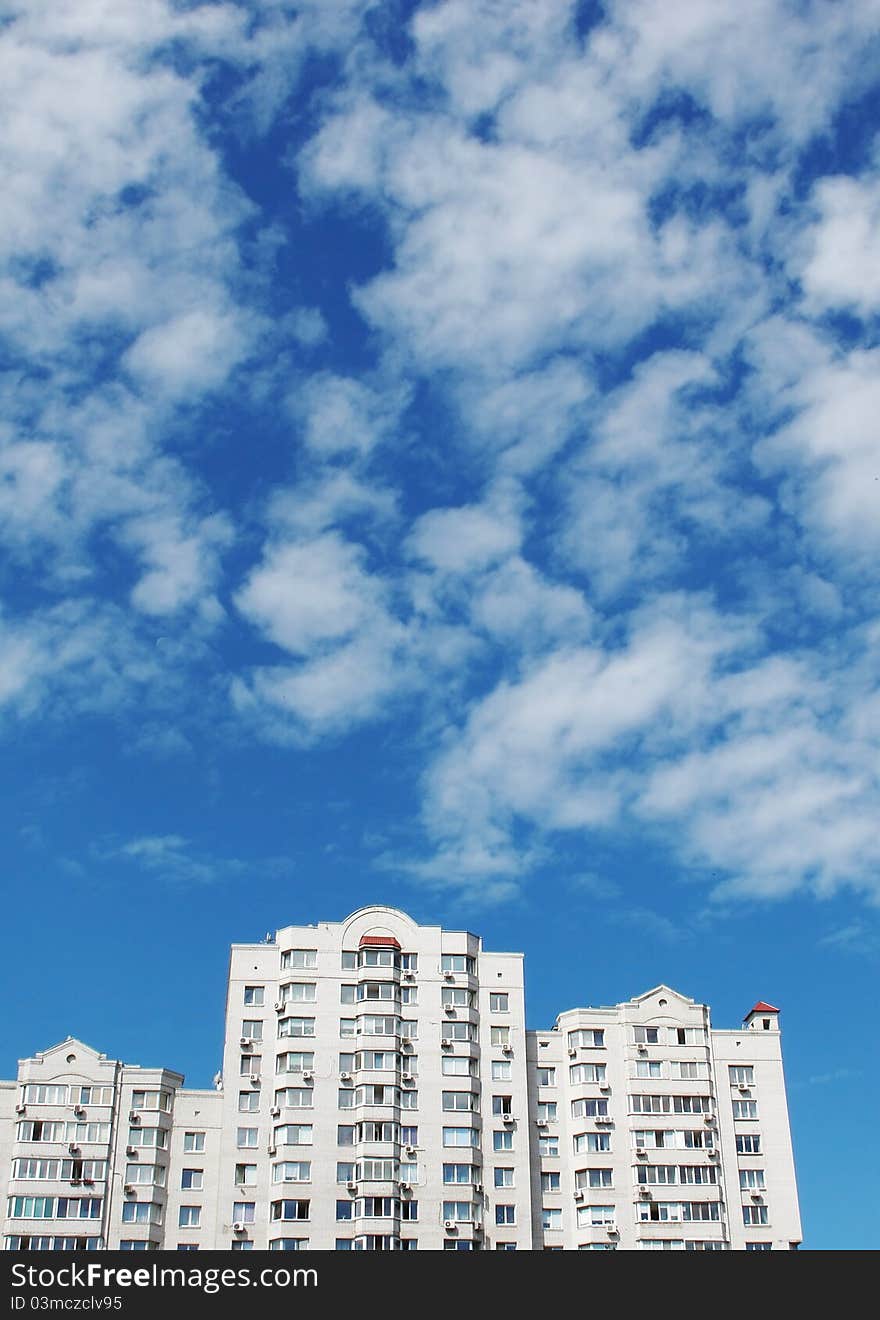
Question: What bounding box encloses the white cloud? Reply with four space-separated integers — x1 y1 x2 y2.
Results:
796 172 880 316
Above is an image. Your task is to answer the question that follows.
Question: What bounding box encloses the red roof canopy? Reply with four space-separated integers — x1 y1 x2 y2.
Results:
359 935 401 949
748 1001 779 1014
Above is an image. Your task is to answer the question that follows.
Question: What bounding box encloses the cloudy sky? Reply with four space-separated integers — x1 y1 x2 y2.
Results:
2 0 879 1248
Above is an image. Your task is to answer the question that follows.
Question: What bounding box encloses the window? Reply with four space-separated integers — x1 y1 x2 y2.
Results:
340 985 356 1004
743 1205 769 1226
537 1102 557 1121
541 1172 560 1192
671 1061 708 1079
358 1014 398 1037
732 1100 759 1120
490 993 509 1012
739 1169 766 1190
359 947 399 968
443 1164 477 1184
281 950 317 969
121 1203 161 1225
443 1092 476 1112
495 1205 516 1225
183 1133 205 1153
729 1066 755 1085
401 1127 418 1146
276 1052 314 1074
491 1061 512 1081
400 1020 418 1040
275 1125 313 1146
493 1131 513 1152
442 1057 476 1076
236 1128 258 1148
270 1238 309 1251
240 1056 261 1076
232 1203 256 1224
568 1029 605 1048
441 987 473 1007
336 1201 353 1221
178 1207 200 1228
275 1088 312 1109
577 1205 615 1226
632 1026 660 1044
574 1132 610 1153
336 1163 355 1184
341 951 358 970
494 1168 515 1188
180 1169 203 1190
23 1085 69 1105
443 1128 478 1148
446 1021 477 1042
338 1089 355 1109
271 1201 310 1221
538 1136 559 1157
442 954 476 974
490 1026 510 1047
492 1095 512 1116
736 1134 762 1155
537 1068 556 1087
274 1162 310 1183
234 1165 256 1186
576 1169 612 1189
675 1028 704 1045
745 1242 772 1251
340 1018 356 1037
358 982 397 1002
238 1091 259 1113
400 987 418 1005
400 953 418 971
542 1208 562 1230
131 1091 172 1112
442 1201 473 1223
240 1020 263 1041
571 1063 607 1083
496 1243 517 1251
243 986 264 1006
637 1202 721 1224
283 983 317 1002
278 1018 315 1038
571 1098 608 1118
634 1060 662 1079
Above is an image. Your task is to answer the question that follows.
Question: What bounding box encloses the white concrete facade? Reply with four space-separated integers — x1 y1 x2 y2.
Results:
0 906 802 1251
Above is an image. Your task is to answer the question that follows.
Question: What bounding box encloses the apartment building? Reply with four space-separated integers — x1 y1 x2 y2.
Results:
0 905 801 1251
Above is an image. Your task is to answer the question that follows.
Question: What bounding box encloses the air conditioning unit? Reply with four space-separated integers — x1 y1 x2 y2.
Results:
708 1150 719 1159
267 1145 277 1156
123 1184 135 1194
636 1147 647 1157
440 1039 452 1048
405 1145 417 1156
443 971 455 980
751 1192 764 1201
250 1074 260 1085
502 1113 515 1124
472 1183 482 1194
574 1190 584 1200
15 1103 25 1114
599 1082 611 1091
73 1105 86 1116
129 1112 140 1123
302 1071 314 1083
637 1043 648 1053
125 1145 136 1156
340 1072 352 1082
399 1182 411 1193
502 1044 513 1054
444 1006 456 1016
738 1083 750 1092
606 1225 619 1236
568 1047 578 1057
639 1188 652 1199
595 1116 613 1125
444 1220 457 1231
401 1073 413 1083
703 1115 715 1124
240 1038 251 1048
403 971 415 980
232 1223 246 1234
274 1001 285 1012
347 1181 358 1192
401 1039 413 1051
536 1118 548 1127
68 1143 80 1154
270 1106 281 1118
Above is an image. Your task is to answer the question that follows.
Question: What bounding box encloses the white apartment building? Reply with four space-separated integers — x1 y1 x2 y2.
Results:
0 906 802 1251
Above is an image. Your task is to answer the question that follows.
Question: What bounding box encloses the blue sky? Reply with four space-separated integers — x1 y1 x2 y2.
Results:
2 0 879 1250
